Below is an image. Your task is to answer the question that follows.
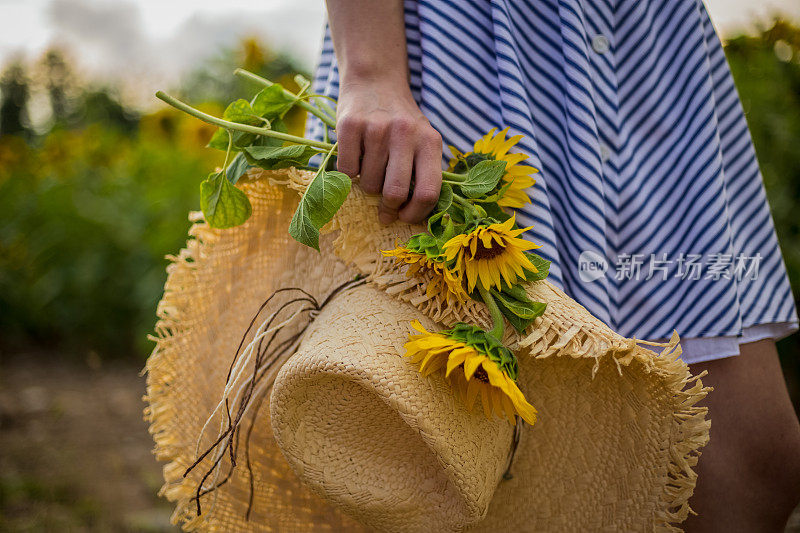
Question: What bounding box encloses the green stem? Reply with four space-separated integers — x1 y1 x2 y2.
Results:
453 193 488 219
313 97 337 120
478 285 505 339
294 74 311 90
155 91 336 151
234 68 337 128
308 142 339 185
294 76 311 100
442 170 466 183
316 141 338 172
222 130 234 174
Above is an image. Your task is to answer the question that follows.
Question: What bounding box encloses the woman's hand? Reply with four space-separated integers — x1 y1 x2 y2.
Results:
335 78 443 224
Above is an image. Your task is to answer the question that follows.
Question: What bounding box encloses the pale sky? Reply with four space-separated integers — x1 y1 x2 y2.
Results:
0 0 798 106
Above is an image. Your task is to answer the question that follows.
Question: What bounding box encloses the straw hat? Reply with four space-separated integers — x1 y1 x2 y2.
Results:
144 167 711 532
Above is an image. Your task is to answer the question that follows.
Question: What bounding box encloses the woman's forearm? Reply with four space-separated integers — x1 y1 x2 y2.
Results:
326 0 409 85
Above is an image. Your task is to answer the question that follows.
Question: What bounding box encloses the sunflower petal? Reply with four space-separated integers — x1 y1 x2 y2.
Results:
444 347 470 376
465 375 482 410
463 353 484 380
480 387 493 419
501 393 518 424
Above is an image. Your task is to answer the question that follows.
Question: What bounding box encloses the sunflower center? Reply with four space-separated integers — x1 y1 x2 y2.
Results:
472 366 489 383
472 240 506 260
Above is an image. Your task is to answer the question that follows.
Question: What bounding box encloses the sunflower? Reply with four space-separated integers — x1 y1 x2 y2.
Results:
404 321 537 425
448 127 538 208
442 216 540 292
382 243 468 303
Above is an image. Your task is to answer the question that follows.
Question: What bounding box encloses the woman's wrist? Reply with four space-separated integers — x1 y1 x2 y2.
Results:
339 58 410 89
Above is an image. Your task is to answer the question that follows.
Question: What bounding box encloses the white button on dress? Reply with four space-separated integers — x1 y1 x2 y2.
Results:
591 34 610 54
599 143 611 163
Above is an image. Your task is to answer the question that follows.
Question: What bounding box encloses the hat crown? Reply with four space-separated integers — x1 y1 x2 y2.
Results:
270 285 513 532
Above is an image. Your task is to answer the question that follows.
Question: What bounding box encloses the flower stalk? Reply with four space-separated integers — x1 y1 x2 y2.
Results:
442 170 466 183
313 97 338 122
318 141 338 173
478 284 505 340
154 91 337 151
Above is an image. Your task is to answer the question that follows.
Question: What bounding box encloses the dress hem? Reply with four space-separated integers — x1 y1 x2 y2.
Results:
643 320 799 364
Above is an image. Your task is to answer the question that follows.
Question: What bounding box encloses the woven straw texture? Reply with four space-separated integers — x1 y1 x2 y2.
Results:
144 168 710 532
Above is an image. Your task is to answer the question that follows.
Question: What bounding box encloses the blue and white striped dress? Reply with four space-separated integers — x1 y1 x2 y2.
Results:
307 0 798 363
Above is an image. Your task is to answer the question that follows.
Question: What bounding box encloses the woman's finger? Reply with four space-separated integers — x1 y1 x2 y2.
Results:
399 129 442 223
335 115 363 178
380 129 415 224
359 121 390 194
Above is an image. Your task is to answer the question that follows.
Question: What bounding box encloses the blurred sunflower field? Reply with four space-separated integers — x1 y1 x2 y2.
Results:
0 39 309 358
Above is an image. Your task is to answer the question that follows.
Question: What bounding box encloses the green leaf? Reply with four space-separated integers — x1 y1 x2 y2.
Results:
225 152 252 185
288 196 319 250
244 144 319 170
305 170 351 228
207 99 264 150
427 209 464 244
438 215 460 247
492 288 547 334
251 84 296 119
436 182 453 212
524 252 551 281
224 99 260 123
426 210 445 238
459 160 506 198
200 172 252 229
475 175 513 203
491 290 542 319
208 128 234 151
500 283 530 301
497 305 536 334
288 169 352 250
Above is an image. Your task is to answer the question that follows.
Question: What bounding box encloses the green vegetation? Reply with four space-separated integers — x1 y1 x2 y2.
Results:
0 40 308 357
724 20 800 397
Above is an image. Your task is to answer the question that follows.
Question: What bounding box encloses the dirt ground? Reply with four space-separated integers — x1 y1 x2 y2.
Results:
1 351 799 532
0 352 175 532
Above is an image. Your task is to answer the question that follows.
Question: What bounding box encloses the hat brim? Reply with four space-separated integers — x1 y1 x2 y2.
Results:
144 169 710 531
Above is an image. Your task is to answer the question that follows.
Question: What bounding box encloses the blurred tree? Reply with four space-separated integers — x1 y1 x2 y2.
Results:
177 37 309 137
40 49 72 124
69 89 139 135
0 62 32 138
